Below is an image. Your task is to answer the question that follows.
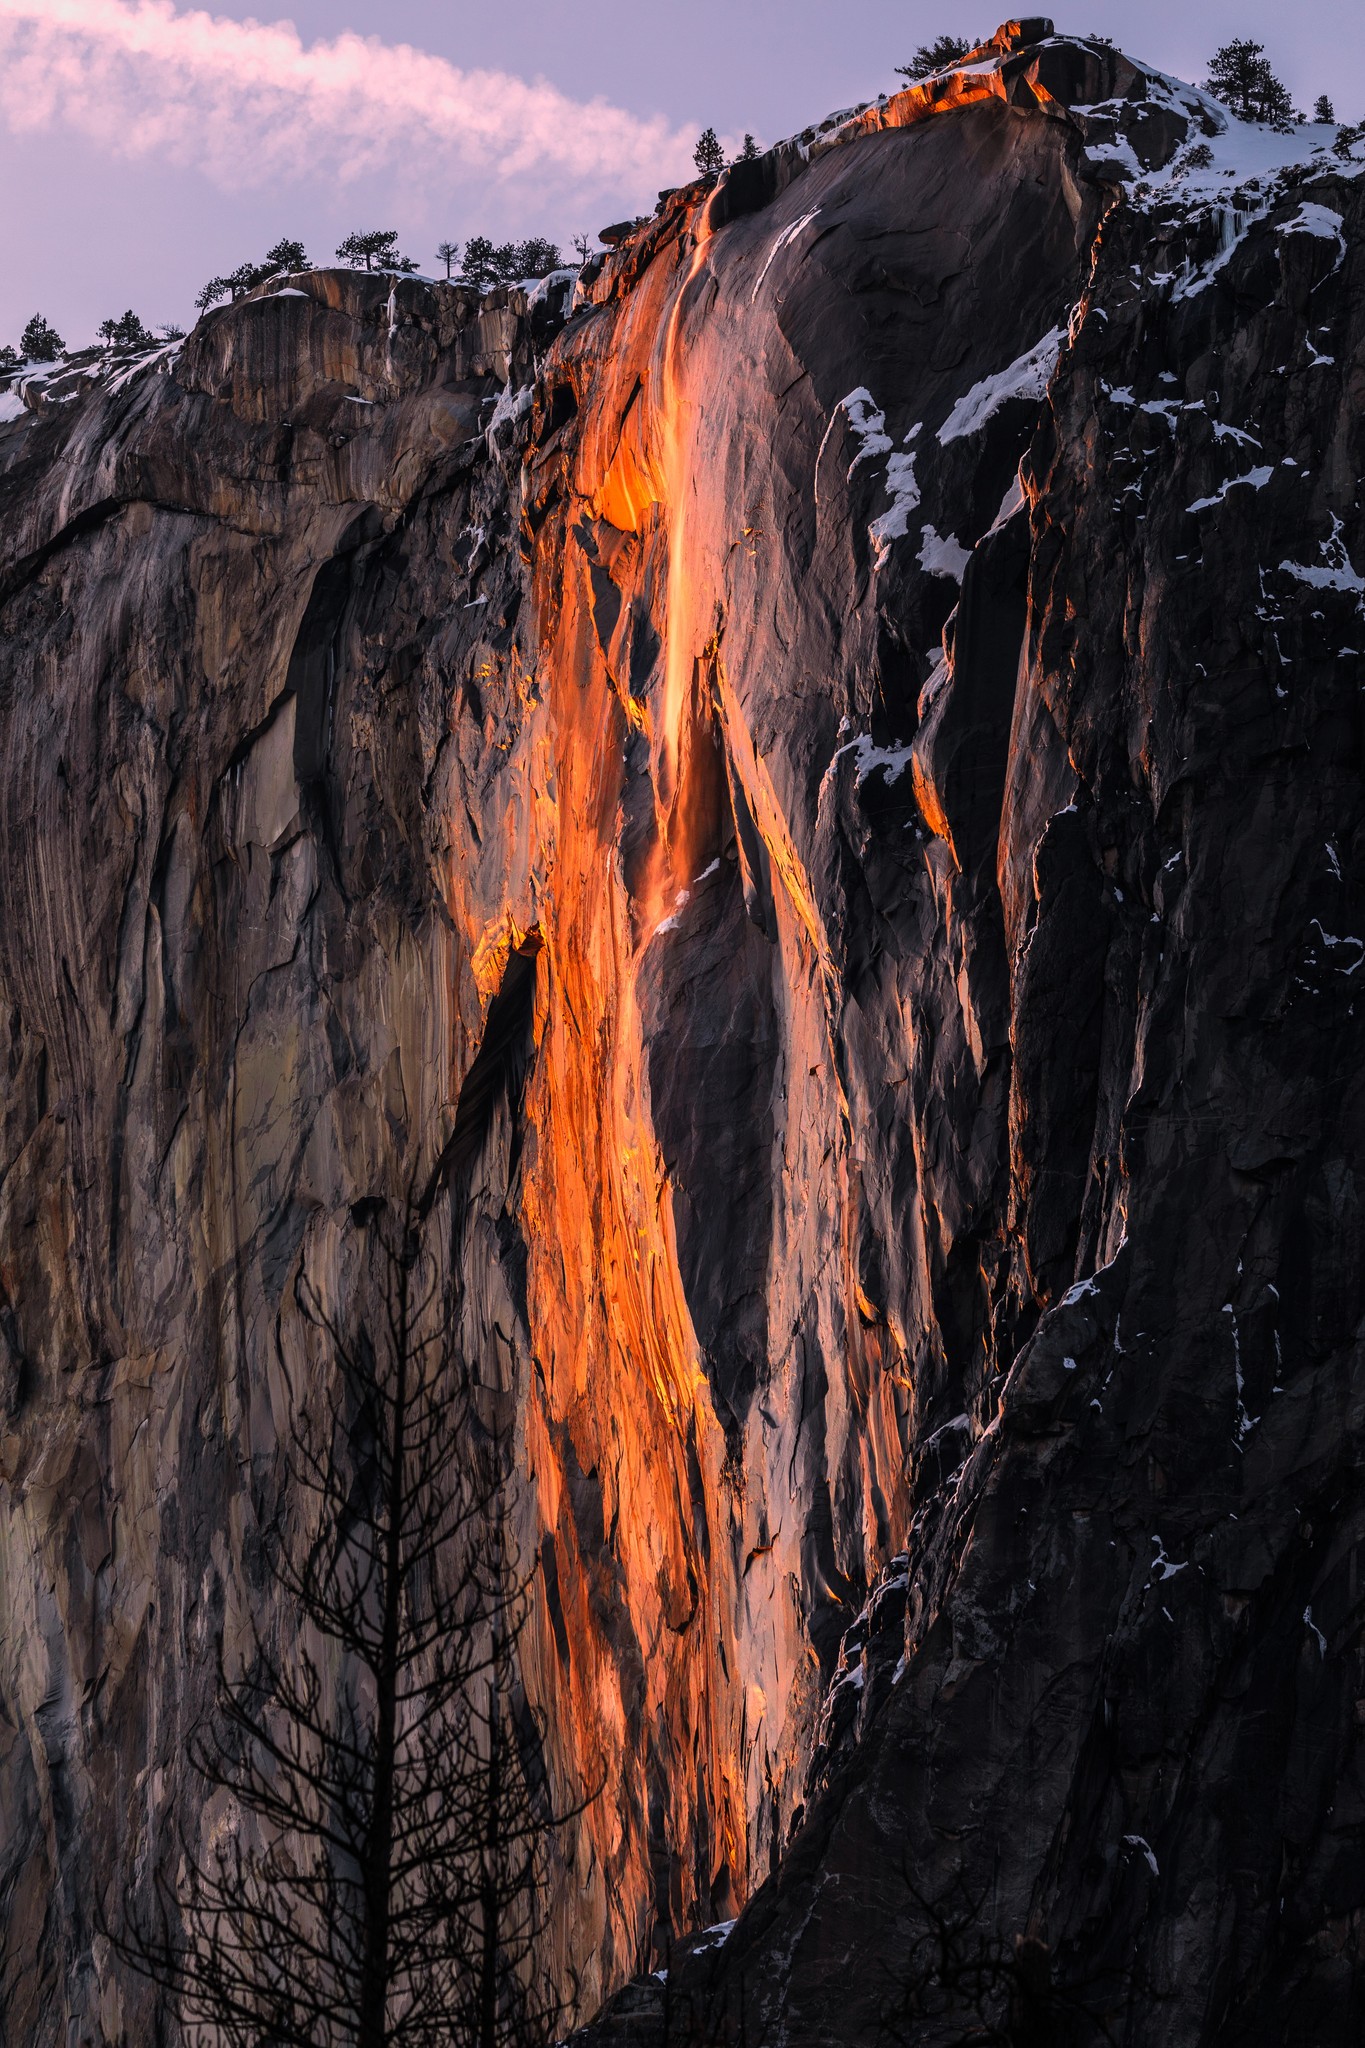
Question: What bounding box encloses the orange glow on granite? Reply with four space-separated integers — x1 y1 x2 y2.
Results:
441 51 1066 1985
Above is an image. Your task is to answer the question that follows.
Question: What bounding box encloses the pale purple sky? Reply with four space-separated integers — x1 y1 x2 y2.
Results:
1 2 1359 350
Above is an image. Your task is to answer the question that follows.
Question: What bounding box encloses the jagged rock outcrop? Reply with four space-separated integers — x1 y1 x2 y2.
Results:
2 19 1364 2046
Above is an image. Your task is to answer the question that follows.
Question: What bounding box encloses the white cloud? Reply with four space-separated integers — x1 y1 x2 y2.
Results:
0 0 694 197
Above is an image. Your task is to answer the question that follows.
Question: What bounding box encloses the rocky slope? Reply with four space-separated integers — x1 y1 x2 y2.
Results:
1 19 1364 2045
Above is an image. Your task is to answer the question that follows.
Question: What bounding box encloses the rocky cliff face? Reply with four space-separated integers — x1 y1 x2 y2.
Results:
2 19 1364 2046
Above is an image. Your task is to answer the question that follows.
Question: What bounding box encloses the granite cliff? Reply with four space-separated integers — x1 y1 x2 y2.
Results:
2 19 1364 2045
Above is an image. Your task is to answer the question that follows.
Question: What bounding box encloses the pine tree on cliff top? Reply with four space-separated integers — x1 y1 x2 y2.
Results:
264 237 310 275
462 234 500 287
196 240 311 312
895 33 975 82
693 126 726 177
1205 39 1297 127
336 228 419 273
18 313 63 361
460 237 563 289
97 310 155 350
116 1198 591 2048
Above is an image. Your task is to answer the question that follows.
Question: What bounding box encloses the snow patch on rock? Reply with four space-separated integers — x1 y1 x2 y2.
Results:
1187 465 1276 513
1280 517 1365 594
938 326 1064 444
918 525 972 581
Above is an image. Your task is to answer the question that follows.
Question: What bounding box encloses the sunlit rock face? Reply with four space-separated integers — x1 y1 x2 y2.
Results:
2 19 1364 2046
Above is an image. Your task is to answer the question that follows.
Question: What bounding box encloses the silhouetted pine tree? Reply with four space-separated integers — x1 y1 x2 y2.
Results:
460 238 563 289
18 313 63 361
336 229 419 273
895 34 974 82
116 1200 588 2047
196 240 311 311
1205 40 1297 127
693 127 726 177
97 310 155 349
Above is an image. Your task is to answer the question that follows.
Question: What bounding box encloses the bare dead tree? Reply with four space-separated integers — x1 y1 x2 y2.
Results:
115 1198 587 2047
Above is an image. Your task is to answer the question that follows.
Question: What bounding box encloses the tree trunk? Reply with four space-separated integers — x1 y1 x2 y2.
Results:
478 1691 503 2048
357 1269 411 2048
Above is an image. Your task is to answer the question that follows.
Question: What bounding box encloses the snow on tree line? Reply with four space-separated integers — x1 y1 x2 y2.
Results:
3 42 1359 378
